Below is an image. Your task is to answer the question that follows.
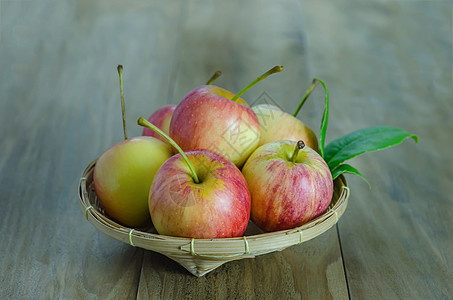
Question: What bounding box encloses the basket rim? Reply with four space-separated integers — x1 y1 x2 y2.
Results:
78 159 349 258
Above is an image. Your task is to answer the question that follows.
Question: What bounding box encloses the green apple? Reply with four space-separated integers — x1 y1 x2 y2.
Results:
94 137 172 227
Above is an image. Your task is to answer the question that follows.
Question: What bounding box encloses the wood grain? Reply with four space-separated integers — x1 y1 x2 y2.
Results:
0 0 181 298
1 0 451 298
301 1 453 299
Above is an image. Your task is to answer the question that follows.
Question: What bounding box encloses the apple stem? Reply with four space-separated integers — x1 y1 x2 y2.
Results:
290 140 305 162
293 79 320 117
137 117 200 184
230 66 284 102
206 70 222 85
117 65 128 140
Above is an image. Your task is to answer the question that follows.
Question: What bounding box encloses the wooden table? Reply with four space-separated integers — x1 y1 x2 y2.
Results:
1 1 451 298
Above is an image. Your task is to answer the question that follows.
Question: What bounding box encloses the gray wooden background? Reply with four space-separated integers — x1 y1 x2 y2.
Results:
0 0 451 298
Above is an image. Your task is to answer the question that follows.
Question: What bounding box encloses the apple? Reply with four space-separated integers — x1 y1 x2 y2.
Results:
251 80 321 151
142 105 176 142
169 85 258 167
138 118 251 239
169 66 283 167
242 140 333 232
94 137 173 227
93 65 173 227
252 104 319 151
149 149 251 238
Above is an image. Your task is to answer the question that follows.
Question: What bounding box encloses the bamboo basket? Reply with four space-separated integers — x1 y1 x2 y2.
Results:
78 159 349 277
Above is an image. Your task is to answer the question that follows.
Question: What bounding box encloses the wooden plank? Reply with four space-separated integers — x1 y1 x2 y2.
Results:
0 0 184 298
137 0 349 298
301 1 453 298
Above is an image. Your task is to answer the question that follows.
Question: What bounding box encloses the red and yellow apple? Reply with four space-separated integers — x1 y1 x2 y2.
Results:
169 85 260 167
137 117 251 239
169 66 283 168
93 137 173 227
148 149 251 238
242 140 333 232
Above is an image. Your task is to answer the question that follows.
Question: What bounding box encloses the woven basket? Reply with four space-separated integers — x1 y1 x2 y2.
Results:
78 159 349 277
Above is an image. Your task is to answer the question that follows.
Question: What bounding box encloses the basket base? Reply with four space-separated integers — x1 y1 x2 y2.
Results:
165 254 253 277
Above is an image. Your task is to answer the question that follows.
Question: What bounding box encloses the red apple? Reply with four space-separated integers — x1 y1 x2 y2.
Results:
149 150 251 238
252 104 319 151
142 105 176 142
93 137 173 227
242 140 333 232
169 66 283 167
138 117 250 239
169 85 260 167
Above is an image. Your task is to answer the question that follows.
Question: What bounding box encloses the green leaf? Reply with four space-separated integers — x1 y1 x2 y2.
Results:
325 126 418 170
314 78 329 158
331 164 370 188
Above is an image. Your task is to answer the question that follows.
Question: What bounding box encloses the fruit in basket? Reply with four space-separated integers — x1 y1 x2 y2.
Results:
169 85 258 167
138 118 251 239
252 79 320 151
242 140 333 232
169 66 283 167
142 105 176 142
94 137 173 227
252 104 319 151
150 150 250 238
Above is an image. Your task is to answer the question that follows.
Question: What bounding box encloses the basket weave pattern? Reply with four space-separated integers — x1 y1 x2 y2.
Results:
78 160 349 277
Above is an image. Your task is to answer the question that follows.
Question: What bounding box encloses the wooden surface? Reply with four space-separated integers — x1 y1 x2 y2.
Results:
0 0 451 299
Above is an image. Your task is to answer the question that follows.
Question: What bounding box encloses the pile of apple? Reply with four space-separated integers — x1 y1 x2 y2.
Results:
93 66 333 239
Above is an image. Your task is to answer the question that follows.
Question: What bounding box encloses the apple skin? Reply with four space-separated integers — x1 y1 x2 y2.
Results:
149 150 251 239
142 105 176 143
252 104 319 151
169 85 260 167
242 140 333 232
93 137 173 227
